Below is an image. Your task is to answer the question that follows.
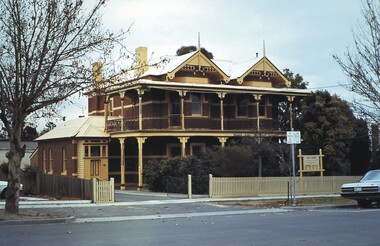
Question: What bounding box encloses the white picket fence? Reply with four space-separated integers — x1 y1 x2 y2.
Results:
92 178 115 203
208 175 360 198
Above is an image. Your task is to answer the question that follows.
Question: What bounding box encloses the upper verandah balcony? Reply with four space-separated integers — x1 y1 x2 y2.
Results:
103 86 299 134
87 47 311 134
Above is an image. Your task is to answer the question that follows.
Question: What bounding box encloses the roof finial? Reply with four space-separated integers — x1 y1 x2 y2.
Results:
198 32 201 51
263 40 266 57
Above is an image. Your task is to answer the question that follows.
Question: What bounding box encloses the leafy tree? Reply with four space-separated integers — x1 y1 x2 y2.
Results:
349 118 371 175
40 122 57 135
241 137 291 177
21 126 39 141
204 145 256 177
333 0 380 124
176 45 214 59
298 91 358 175
0 0 126 214
283 68 309 89
274 69 308 131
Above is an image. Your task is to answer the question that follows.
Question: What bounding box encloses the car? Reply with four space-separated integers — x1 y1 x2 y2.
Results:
340 170 380 208
0 180 8 199
0 181 23 199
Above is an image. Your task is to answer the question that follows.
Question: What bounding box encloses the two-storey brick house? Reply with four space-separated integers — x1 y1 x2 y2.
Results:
34 46 310 189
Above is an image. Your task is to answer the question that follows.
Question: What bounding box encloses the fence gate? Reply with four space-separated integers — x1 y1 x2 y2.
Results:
92 178 114 203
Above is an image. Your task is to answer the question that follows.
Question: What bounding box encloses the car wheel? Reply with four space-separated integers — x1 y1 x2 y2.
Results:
0 187 7 199
357 200 372 208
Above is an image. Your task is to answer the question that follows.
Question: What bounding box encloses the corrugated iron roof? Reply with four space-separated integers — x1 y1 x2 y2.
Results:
35 116 108 141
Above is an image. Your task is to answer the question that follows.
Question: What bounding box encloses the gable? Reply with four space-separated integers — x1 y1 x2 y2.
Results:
236 57 290 87
166 51 229 83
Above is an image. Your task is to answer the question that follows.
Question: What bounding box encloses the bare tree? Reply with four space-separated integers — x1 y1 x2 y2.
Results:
333 0 380 124
0 0 126 214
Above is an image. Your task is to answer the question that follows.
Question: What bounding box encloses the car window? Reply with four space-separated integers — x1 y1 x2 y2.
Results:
361 170 380 181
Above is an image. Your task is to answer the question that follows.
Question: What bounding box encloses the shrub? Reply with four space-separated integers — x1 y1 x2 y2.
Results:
202 145 256 177
144 156 211 194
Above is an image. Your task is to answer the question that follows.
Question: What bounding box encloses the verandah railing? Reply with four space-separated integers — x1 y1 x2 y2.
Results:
107 117 274 132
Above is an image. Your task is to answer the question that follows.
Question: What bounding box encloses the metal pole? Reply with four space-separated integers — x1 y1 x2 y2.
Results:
292 128 296 206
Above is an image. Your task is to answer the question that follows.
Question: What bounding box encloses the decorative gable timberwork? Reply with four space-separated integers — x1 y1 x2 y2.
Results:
166 51 229 83
236 57 290 87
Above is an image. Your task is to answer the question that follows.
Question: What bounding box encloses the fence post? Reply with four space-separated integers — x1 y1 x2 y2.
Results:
110 178 115 202
92 178 97 203
209 174 213 198
188 174 192 199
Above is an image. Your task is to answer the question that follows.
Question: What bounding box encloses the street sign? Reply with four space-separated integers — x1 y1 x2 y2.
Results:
287 130 301 207
287 131 301 144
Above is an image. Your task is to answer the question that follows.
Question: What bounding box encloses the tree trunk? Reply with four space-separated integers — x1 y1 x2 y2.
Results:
5 131 24 214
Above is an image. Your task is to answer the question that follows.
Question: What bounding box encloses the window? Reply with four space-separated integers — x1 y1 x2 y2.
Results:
171 102 180 115
91 146 101 157
109 98 114 116
85 145 105 157
62 148 67 175
169 92 181 126
102 146 107 157
85 146 89 157
191 93 202 115
49 148 53 174
236 96 248 117
259 98 266 117
43 149 47 173
168 144 181 157
190 144 205 156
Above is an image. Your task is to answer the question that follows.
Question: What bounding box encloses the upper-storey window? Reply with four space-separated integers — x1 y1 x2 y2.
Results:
109 98 114 116
191 93 202 115
236 96 248 117
259 98 266 117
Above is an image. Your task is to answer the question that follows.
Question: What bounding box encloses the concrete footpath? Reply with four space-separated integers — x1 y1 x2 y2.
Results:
0 191 343 226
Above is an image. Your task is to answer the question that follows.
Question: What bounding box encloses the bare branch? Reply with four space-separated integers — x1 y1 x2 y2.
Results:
333 0 380 124
0 0 128 214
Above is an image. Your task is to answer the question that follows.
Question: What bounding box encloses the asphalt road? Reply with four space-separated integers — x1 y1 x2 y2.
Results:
1 205 379 246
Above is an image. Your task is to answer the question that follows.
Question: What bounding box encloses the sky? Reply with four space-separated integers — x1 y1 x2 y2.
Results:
57 0 364 127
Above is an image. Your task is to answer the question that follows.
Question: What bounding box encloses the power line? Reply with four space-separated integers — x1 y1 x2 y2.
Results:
308 84 350 90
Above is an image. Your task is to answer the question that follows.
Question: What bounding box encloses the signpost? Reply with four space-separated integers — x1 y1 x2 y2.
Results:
287 130 301 207
298 149 324 177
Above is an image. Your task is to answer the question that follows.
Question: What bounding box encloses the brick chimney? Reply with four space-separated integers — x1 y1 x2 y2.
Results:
88 62 105 116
